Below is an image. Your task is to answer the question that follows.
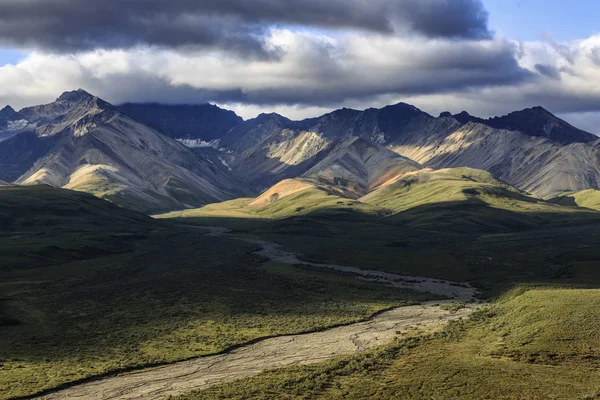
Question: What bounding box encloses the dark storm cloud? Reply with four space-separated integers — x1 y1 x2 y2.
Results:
0 0 491 54
81 38 534 108
393 0 491 40
210 39 532 106
535 64 562 80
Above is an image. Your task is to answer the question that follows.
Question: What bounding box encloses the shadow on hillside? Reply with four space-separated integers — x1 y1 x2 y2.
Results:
1 227 439 399
161 200 600 294
224 141 338 193
3 197 600 397
547 196 578 207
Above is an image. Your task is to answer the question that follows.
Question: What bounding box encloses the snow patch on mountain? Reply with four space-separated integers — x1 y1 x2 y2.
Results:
177 139 221 149
219 157 232 171
6 119 30 131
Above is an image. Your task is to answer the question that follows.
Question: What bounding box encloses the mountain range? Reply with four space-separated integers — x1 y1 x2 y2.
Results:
0 88 599 213
0 90 250 213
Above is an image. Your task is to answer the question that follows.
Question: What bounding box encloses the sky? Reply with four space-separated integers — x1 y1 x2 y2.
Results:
484 0 600 41
0 0 599 134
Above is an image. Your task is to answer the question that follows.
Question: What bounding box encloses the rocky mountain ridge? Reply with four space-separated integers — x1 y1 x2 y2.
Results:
117 103 243 142
2 89 599 212
219 103 599 198
0 90 251 213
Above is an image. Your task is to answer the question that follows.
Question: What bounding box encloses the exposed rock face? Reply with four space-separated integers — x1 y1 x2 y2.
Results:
452 107 597 145
393 122 600 198
246 134 425 209
223 103 600 198
0 90 250 213
219 114 332 190
117 103 243 142
219 104 440 191
3 91 600 209
20 89 117 137
303 137 422 197
0 106 24 128
0 105 31 141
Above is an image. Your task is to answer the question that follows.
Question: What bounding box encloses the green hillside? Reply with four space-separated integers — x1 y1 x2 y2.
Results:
0 186 430 399
5 168 600 399
0 185 156 270
162 168 600 294
550 189 600 211
175 287 600 400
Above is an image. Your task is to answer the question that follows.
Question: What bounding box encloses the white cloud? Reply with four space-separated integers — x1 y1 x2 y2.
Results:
1 30 600 135
0 29 528 107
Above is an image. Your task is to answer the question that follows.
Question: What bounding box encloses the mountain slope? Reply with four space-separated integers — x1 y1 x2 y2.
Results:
358 166 594 236
117 103 243 143
361 167 531 210
222 102 600 198
0 105 31 141
0 184 156 270
0 90 250 213
454 107 597 145
358 167 560 233
220 113 333 190
549 189 600 211
219 104 443 190
303 137 422 197
394 122 600 198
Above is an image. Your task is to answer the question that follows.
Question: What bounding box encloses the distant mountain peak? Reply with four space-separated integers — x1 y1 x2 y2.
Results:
0 105 26 131
116 102 243 142
57 88 96 102
383 102 425 115
53 89 114 112
394 101 419 108
530 105 550 112
499 106 552 118
0 105 16 114
486 106 596 144
322 107 361 118
452 111 486 125
16 89 118 137
255 112 290 124
450 107 595 144
257 112 283 118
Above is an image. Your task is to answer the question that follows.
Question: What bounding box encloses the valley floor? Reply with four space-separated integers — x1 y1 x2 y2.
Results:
152 179 600 400
36 302 477 400
176 287 600 400
31 227 479 400
0 203 434 399
6 176 600 400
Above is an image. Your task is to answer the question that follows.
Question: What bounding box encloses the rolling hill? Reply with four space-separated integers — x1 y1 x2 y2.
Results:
549 188 600 210
0 184 156 270
359 167 565 233
0 184 426 399
168 165 580 237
